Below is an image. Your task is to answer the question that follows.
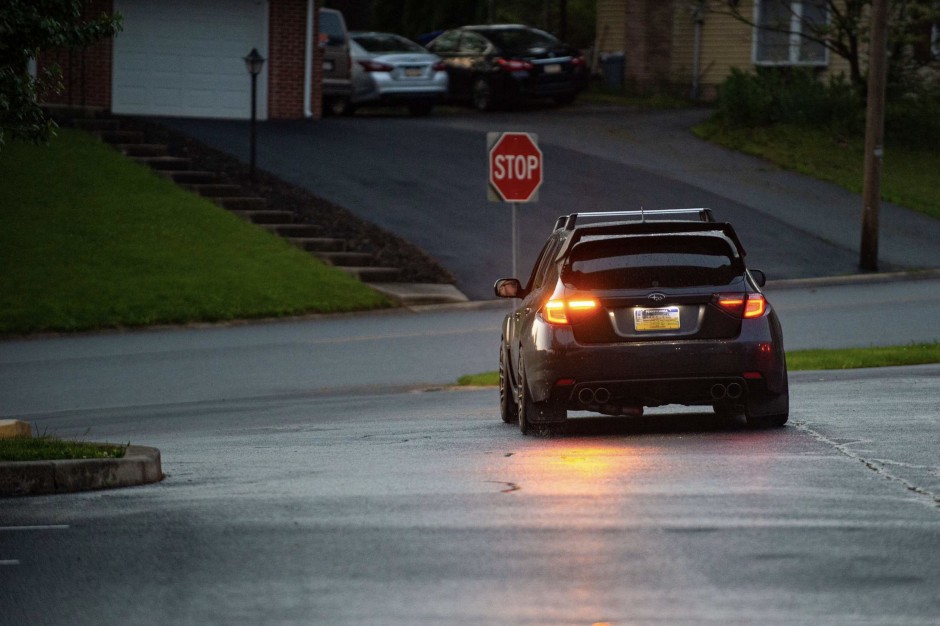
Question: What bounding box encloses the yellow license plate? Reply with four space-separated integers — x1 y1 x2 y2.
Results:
634 307 680 331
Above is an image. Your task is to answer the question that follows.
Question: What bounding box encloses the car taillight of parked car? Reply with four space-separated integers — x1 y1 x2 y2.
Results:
570 56 585 67
542 297 600 325
358 60 395 72
715 293 766 318
496 58 534 72
432 60 447 72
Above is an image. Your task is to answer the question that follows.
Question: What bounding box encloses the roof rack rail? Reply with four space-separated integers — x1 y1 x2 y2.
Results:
555 208 715 231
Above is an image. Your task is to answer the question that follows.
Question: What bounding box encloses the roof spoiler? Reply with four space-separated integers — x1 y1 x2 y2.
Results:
554 208 716 231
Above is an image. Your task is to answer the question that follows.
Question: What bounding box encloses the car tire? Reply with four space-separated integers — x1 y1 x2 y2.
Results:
472 78 497 112
326 97 354 116
499 344 518 424
408 102 433 117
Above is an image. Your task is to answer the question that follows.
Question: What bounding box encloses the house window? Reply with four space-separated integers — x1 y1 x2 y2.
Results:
753 0 828 66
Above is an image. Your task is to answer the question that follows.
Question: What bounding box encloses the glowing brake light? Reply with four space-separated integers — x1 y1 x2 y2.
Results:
496 57 534 71
543 297 599 324
716 293 766 318
744 294 766 318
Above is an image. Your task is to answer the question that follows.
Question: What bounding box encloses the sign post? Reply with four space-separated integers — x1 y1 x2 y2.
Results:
487 132 542 279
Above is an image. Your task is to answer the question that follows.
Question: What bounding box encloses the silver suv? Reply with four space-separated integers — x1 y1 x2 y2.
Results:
320 8 352 114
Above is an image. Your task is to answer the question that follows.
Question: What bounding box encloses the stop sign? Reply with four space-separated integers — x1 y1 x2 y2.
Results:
488 132 542 202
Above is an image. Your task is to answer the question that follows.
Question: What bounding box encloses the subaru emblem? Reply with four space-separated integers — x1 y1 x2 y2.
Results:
648 292 666 302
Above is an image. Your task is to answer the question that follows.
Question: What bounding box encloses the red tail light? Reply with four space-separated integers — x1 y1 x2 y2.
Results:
716 293 766 318
543 297 599 325
432 60 446 71
496 57 534 72
570 55 585 66
358 60 394 72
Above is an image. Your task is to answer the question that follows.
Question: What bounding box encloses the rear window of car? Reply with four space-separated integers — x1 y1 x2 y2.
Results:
563 235 742 289
482 28 561 54
320 10 346 40
352 33 424 54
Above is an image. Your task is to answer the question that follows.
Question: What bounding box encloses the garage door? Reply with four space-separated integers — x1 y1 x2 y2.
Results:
112 0 268 119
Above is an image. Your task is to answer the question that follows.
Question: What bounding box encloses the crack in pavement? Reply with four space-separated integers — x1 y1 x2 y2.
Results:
487 480 521 494
795 421 940 509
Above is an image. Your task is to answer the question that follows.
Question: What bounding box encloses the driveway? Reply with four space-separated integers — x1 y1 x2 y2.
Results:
160 107 940 300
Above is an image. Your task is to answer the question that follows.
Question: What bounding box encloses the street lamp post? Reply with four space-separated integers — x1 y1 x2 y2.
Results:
243 48 265 179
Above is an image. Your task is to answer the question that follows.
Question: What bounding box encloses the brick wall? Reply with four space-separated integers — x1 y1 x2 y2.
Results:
268 0 309 119
38 0 115 109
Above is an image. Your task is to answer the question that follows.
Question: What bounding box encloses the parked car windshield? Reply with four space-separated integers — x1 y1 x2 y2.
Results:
481 28 561 54
563 235 742 289
352 33 425 54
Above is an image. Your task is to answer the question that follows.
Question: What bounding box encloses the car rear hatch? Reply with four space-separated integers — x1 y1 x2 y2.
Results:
560 234 748 344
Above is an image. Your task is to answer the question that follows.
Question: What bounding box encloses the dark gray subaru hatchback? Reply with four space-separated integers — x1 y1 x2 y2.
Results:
494 209 789 435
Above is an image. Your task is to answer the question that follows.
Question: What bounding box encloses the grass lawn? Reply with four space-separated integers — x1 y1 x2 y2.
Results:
456 343 940 386
0 436 125 462
0 129 390 335
693 120 940 221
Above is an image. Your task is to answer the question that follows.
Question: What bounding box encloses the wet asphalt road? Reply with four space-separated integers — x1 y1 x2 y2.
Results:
2 366 939 624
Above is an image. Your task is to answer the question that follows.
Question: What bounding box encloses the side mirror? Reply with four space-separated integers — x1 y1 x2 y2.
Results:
494 278 523 298
750 269 766 288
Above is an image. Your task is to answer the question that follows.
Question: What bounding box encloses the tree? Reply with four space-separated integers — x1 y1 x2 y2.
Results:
0 0 121 149
706 0 939 93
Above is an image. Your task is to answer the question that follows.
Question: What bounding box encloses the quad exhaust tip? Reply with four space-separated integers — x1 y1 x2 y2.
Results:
578 387 610 405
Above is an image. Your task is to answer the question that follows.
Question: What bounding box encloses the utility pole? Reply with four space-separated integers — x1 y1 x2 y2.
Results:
860 0 888 271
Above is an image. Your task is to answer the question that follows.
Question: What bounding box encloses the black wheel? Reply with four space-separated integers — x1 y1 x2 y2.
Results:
408 102 433 117
326 97 354 116
499 344 518 424
517 363 534 435
472 78 497 112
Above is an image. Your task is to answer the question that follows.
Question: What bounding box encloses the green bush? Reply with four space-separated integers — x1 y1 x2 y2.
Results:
716 67 864 134
886 91 940 150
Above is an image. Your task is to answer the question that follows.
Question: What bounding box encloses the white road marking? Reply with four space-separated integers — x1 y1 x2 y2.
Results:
0 560 20 565
0 525 70 531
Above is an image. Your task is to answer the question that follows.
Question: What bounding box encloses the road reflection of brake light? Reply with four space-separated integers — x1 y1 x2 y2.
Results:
496 58 534 71
544 297 598 324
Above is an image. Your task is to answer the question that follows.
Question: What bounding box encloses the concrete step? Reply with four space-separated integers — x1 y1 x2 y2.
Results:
73 118 121 131
287 236 346 252
261 224 323 238
314 251 377 267
99 130 145 144
217 197 267 211
161 171 220 185
183 184 243 198
339 266 401 283
230 211 295 225
132 156 192 171
117 143 169 157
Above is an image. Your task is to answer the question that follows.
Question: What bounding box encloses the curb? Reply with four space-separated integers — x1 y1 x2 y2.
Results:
0 445 163 497
765 268 940 291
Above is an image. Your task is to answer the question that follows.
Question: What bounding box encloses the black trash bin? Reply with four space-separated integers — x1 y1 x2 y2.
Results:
600 52 625 89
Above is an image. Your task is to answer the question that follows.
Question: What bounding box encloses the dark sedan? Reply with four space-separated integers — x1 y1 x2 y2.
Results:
425 24 588 111
494 209 790 435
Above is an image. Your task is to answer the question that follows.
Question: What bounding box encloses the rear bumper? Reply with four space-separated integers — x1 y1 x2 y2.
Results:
524 312 787 411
